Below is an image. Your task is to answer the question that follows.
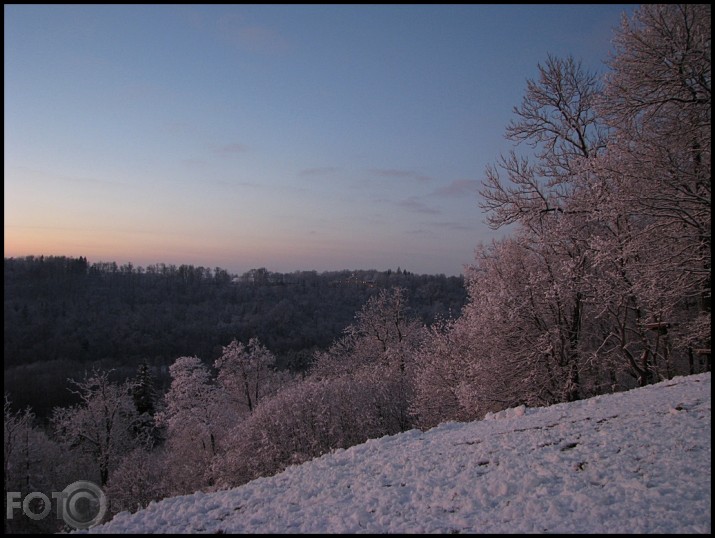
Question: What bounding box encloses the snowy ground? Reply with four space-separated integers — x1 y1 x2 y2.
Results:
82 373 711 534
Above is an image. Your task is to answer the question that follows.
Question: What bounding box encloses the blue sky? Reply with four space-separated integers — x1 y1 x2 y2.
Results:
4 4 636 276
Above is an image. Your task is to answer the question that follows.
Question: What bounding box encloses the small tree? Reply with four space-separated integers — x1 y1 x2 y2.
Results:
156 356 230 495
214 338 283 414
411 318 480 429
4 395 67 533
51 370 137 487
311 287 425 433
4 394 34 494
130 363 161 447
104 447 166 516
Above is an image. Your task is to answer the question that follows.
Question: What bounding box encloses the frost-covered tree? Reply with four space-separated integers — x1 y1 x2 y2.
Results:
413 4 710 430
213 289 427 488
4 395 71 533
411 318 481 429
470 237 592 408
480 54 606 230
214 337 286 415
473 55 606 404
104 447 166 516
51 370 137 487
544 4 713 387
313 287 423 377
4 394 35 495
598 3 711 361
312 287 425 432
156 356 230 495
214 374 393 489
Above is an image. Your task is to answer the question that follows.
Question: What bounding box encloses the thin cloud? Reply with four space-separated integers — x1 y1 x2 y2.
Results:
397 197 441 215
369 168 433 183
404 228 433 235
432 179 481 197
405 221 477 234
430 221 477 231
299 167 340 178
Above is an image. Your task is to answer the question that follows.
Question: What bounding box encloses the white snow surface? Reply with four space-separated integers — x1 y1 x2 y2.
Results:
83 373 711 534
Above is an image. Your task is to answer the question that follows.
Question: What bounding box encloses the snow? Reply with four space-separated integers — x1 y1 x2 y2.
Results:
80 373 711 534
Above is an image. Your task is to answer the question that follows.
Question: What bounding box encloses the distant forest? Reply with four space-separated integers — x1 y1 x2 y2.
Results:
4 255 467 418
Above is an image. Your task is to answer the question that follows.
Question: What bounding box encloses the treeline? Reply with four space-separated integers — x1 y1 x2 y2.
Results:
4 255 466 418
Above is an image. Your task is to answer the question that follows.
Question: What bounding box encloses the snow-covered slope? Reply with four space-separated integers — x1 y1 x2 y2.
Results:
83 373 711 534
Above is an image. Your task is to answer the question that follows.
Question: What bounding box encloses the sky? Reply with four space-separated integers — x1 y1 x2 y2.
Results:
5 4 638 276
78 372 711 533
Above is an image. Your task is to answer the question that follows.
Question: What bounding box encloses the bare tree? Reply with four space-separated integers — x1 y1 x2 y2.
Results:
214 338 284 414
593 3 711 374
480 54 607 230
311 287 425 432
51 370 137 487
156 356 230 495
473 55 607 403
602 4 710 314
4 395 68 533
